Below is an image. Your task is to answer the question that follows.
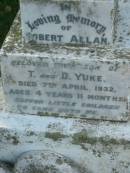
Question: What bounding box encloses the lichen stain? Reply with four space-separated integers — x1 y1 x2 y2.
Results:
45 132 67 141
0 128 20 145
72 129 130 146
72 129 97 145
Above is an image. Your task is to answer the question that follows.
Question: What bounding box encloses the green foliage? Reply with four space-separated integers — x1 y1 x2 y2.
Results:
0 0 19 47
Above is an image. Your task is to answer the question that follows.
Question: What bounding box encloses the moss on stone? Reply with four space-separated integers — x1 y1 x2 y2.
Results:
45 132 67 141
72 129 130 146
72 129 97 145
0 128 20 145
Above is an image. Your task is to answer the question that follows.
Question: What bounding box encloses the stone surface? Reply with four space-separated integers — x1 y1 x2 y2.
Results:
19 0 130 48
116 0 130 48
1 81 130 173
0 79 6 111
0 79 130 173
14 150 86 173
0 112 130 173
0 162 13 173
2 54 130 121
0 17 130 171
20 0 114 46
1 16 130 121
1 1 130 173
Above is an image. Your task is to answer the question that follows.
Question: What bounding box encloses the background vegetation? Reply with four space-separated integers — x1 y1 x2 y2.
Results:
0 0 19 47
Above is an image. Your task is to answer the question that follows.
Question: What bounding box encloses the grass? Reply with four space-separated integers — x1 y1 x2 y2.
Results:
0 0 19 47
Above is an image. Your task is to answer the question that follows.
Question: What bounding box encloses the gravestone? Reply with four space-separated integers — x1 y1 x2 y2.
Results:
2 51 130 121
1 0 130 121
20 0 114 45
1 0 130 173
20 0 130 48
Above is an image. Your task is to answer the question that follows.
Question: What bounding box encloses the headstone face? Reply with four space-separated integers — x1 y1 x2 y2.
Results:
2 53 130 121
1 1 130 121
20 0 114 45
1 1 130 172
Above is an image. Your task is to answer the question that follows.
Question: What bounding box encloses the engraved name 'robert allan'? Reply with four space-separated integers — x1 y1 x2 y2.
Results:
26 14 106 35
27 33 108 45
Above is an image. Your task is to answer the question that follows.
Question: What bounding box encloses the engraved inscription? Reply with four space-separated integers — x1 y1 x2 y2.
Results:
2 56 130 121
20 1 114 45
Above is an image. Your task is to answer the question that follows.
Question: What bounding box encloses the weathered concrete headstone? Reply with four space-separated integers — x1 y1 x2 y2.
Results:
20 0 130 48
2 53 130 121
20 0 114 45
1 0 130 173
1 0 130 122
